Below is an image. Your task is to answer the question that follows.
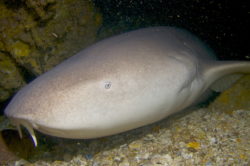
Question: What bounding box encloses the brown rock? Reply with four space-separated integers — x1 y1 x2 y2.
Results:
0 132 19 165
0 0 102 102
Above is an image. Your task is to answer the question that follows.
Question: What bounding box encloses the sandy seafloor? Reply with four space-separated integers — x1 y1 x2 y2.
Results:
5 76 249 166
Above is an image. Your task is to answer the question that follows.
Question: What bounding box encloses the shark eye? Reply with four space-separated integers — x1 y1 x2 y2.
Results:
104 81 112 89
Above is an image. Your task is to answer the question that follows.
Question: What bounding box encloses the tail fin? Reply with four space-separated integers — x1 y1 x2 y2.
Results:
203 61 250 92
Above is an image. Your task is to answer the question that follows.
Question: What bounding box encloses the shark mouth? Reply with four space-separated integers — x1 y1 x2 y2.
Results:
11 118 38 147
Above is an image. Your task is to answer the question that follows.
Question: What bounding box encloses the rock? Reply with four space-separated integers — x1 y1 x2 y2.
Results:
128 141 143 151
0 52 26 102
0 0 102 102
24 0 56 21
26 0 102 73
150 154 173 166
0 131 19 165
209 75 250 114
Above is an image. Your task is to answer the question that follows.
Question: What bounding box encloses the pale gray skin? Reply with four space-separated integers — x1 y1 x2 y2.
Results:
4 27 250 146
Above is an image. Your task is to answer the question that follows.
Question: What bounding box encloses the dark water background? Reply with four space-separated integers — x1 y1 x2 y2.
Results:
93 0 250 60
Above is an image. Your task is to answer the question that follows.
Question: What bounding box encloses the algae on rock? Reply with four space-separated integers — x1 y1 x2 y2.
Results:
0 52 26 101
0 0 102 102
209 75 250 114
